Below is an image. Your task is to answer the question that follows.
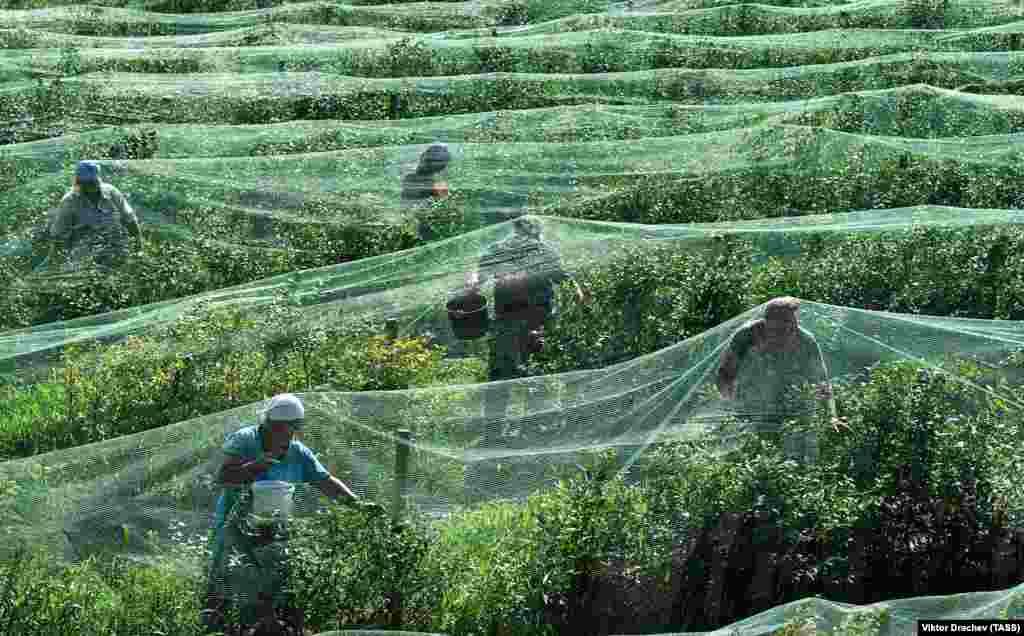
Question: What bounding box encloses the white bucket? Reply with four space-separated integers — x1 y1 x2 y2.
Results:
251 481 295 521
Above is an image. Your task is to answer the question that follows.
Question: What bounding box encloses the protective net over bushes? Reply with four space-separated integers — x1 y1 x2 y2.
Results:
5 0 1024 633
2 212 1024 633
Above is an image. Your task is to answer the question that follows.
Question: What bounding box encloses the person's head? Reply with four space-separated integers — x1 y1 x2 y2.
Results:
513 216 541 239
763 297 801 342
74 161 102 196
417 144 450 176
259 393 305 459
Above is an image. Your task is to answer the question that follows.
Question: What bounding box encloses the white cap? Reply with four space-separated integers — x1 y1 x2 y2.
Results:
260 393 305 428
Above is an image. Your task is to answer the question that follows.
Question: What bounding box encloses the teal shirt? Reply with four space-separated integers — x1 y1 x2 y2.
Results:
212 424 331 539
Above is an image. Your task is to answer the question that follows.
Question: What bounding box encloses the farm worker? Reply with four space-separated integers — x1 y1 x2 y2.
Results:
462 217 591 499
716 296 836 464
201 393 385 633
47 160 144 271
400 143 451 241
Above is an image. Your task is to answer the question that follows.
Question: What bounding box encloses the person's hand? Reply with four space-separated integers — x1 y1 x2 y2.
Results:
257 452 280 467
578 287 592 305
830 417 850 434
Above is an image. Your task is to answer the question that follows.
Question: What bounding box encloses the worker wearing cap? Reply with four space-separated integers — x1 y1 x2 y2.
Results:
47 160 144 270
400 143 451 242
201 393 385 633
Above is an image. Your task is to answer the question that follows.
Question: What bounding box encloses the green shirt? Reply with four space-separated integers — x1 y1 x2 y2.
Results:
727 320 829 428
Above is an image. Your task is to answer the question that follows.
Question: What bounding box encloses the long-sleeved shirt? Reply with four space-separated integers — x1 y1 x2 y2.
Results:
49 182 141 264
476 232 571 316
725 321 831 428
400 172 447 206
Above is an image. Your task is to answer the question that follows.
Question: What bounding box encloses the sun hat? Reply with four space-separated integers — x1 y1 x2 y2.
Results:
76 161 101 182
259 393 305 431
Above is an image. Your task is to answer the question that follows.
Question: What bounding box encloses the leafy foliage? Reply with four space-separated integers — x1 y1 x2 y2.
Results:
0 295 455 460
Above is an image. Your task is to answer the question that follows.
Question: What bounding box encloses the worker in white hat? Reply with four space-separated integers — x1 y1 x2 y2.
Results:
201 393 384 633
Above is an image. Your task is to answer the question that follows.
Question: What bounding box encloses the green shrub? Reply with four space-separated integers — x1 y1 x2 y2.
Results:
530 238 753 373
0 27 42 48
2 351 1023 634
823 358 1023 516
85 53 206 75
0 293 458 460
515 449 661 631
0 542 205 636
143 0 263 12
287 505 437 629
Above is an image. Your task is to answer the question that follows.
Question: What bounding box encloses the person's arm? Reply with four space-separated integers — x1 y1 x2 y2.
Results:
546 243 587 303
809 339 837 417
432 180 449 199
717 347 739 400
116 189 143 251
314 475 362 508
718 326 755 400
569 273 587 303
303 447 382 514
47 198 73 265
466 248 489 291
219 454 273 486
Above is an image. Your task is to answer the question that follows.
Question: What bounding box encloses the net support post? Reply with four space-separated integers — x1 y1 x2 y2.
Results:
392 429 411 523
389 429 412 627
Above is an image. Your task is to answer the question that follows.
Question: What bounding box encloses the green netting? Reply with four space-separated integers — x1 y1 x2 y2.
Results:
3 213 1024 634
0 29 971 79
5 50 1024 129
2 0 1024 36
0 24 417 49
4 0 1024 634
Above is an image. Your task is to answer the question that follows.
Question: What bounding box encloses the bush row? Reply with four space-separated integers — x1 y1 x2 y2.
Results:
4 145 1024 328
1 0 1003 36
0 187 421 328
532 224 1024 376
0 291 485 460
558 151 1024 224
4 221 1024 459
4 53 1013 127
49 36 969 78
1 350 1022 635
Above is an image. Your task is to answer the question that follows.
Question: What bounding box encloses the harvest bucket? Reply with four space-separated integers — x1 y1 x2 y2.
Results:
447 291 490 340
251 481 295 521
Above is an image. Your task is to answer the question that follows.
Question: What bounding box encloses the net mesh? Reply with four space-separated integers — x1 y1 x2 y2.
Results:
3 0 1024 634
